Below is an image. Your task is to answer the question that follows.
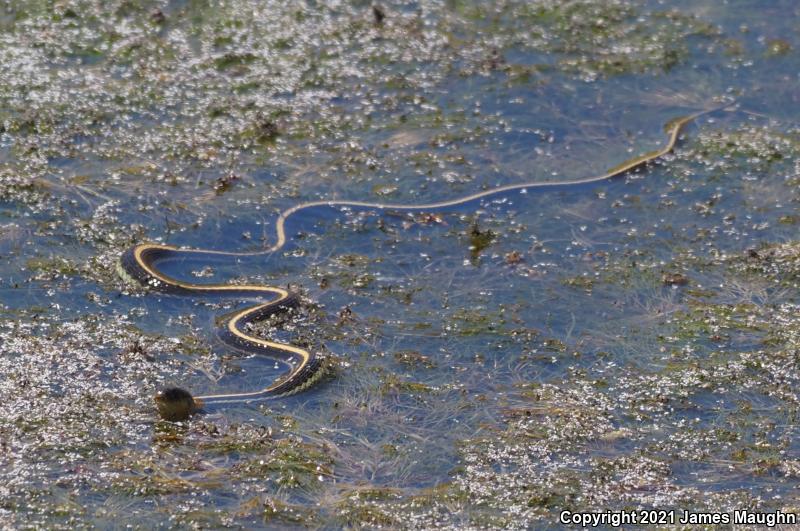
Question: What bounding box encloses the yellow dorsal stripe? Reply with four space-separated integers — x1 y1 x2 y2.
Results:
128 101 733 404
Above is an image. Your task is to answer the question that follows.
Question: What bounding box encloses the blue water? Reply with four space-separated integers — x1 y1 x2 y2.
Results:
1 0 799 527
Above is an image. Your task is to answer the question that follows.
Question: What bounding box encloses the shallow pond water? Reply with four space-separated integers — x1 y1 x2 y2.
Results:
1 0 800 528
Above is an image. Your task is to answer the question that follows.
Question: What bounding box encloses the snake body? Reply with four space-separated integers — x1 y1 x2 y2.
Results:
119 103 730 418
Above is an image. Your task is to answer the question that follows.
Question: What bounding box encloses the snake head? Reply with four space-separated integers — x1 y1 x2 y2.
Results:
154 386 201 421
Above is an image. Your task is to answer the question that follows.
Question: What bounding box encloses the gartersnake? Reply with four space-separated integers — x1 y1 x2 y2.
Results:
119 102 732 420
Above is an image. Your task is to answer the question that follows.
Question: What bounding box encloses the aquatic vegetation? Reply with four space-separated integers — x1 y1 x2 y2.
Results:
729 242 800 286
1 0 800 527
448 0 720 81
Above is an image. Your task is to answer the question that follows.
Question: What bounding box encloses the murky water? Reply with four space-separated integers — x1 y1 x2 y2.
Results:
1 0 799 527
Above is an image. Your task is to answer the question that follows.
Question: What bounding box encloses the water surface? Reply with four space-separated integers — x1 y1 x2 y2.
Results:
1 0 799 527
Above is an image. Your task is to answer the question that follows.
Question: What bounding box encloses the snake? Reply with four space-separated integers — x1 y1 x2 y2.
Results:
118 101 732 420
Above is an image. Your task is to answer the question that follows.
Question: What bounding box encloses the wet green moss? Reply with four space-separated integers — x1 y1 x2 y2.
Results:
453 0 720 80
688 125 800 179
257 496 317 526
765 39 792 57
668 300 764 341
468 222 495 260
0 169 51 204
336 502 400 528
25 256 79 278
233 438 332 488
562 275 594 291
393 350 437 369
196 424 275 454
213 52 258 71
448 307 505 336
727 241 800 285
381 374 434 395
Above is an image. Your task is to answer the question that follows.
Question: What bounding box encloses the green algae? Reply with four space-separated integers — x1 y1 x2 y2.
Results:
729 242 800 285
232 439 333 488
25 256 80 278
449 0 720 81
393 350 437 369
1 0 800 527
765 39 792 57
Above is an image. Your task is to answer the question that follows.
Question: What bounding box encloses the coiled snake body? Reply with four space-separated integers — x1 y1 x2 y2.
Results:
119 103 731 420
